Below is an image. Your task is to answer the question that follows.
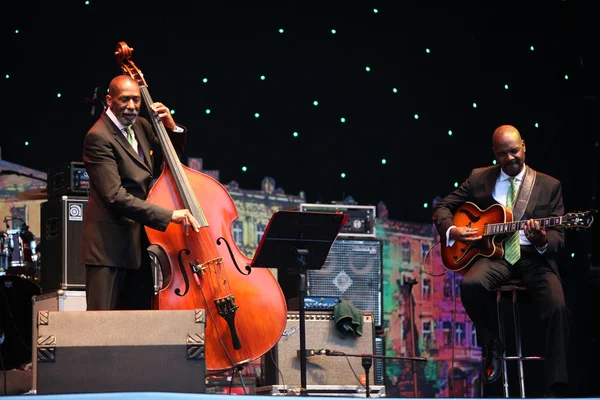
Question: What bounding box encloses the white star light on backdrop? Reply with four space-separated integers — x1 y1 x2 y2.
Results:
1 3 583 222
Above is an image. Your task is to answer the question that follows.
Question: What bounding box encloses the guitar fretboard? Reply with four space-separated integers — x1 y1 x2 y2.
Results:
485 217 562 236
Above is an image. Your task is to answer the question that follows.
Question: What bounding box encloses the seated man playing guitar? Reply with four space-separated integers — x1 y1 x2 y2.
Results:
432 125 570 397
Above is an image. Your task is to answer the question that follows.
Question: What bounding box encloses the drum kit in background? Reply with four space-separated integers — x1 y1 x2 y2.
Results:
1 219 43 371
1 225 39 278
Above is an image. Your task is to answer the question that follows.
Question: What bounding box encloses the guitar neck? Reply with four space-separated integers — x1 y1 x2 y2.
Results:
485 216 563 236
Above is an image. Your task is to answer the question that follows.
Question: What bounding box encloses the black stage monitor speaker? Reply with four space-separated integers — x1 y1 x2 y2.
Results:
307 238 383 326
263 311 376 387
40 196 87 293
34 309 206 394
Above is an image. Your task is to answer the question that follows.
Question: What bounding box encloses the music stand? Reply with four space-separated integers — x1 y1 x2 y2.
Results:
251 210 348 395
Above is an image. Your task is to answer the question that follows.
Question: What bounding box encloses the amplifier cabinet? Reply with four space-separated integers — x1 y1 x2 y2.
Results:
35 309 206 394
299 204 376 237
40 196 87 293
47 161 89 199
307 238 383 326
263 311 376 387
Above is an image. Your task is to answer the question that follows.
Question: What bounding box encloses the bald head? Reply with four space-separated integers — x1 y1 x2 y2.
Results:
492 125 522 147
108 75 140 97
106 75 141 126
492 125 526 176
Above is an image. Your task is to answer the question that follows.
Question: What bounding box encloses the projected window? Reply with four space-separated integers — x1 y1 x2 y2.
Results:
422 278 431 300
471 323 478 347
422 320 434 350
443 321 452 346
454 278 462 298
232 221 243 247
455 322 466 347
401 242 411 263
421 243 430 264
255 223 265 245
443 276 453 298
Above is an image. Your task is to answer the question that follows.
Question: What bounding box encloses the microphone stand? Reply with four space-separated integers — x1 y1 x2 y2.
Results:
362 356 372 398
85 86 106 117
296 248 309 396
404 277 420 398
322 351 427 398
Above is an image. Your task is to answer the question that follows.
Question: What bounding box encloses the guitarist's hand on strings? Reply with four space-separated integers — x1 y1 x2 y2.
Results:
171 209 201 235
523 219 547 248
449 226 483 243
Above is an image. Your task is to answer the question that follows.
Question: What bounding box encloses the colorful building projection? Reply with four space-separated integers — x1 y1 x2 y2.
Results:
377 202 482 398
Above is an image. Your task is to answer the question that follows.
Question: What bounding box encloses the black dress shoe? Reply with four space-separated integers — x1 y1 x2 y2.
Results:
482 339 504 384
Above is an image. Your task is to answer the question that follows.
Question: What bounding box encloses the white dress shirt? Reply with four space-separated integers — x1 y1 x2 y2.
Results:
492 166 532 246
106 108 140 155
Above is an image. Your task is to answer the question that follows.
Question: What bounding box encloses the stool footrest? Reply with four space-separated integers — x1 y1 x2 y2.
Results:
497 285 527 291
501 356 544 361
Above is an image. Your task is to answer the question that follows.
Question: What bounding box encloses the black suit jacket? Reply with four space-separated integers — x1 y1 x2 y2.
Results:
81 112 186 269
432 165 565 274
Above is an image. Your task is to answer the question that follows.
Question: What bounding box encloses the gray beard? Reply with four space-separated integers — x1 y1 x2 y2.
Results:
118 115 138 126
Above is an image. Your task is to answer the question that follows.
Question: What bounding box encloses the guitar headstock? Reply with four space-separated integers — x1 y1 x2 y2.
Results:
563 209 596 229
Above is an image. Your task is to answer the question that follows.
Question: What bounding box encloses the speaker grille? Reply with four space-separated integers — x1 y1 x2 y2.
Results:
307 238 383 326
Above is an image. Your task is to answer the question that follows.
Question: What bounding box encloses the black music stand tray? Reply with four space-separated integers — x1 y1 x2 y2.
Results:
251 210 348 395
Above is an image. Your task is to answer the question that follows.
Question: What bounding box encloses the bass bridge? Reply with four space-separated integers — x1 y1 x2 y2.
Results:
191 257 223 276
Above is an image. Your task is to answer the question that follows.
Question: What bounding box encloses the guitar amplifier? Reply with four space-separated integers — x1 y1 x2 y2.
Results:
299 204 376 237
47 161 89 199
263 311 376 387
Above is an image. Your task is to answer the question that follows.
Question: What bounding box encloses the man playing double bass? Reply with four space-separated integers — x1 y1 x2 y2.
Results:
432 125 570 397
81 75 200 311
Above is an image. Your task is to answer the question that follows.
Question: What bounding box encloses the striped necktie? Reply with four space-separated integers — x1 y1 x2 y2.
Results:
504 177 520 265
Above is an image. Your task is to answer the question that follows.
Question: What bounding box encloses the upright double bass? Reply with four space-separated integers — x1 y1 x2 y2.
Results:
114 42 287 373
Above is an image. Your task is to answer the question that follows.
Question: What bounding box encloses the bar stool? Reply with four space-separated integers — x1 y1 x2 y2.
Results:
495 279 544 398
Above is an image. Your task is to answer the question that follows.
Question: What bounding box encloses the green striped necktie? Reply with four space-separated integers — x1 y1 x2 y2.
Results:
504 177 520 265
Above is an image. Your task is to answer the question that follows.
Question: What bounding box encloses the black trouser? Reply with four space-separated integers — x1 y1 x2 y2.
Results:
460 245 570 387
85 261 154 311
